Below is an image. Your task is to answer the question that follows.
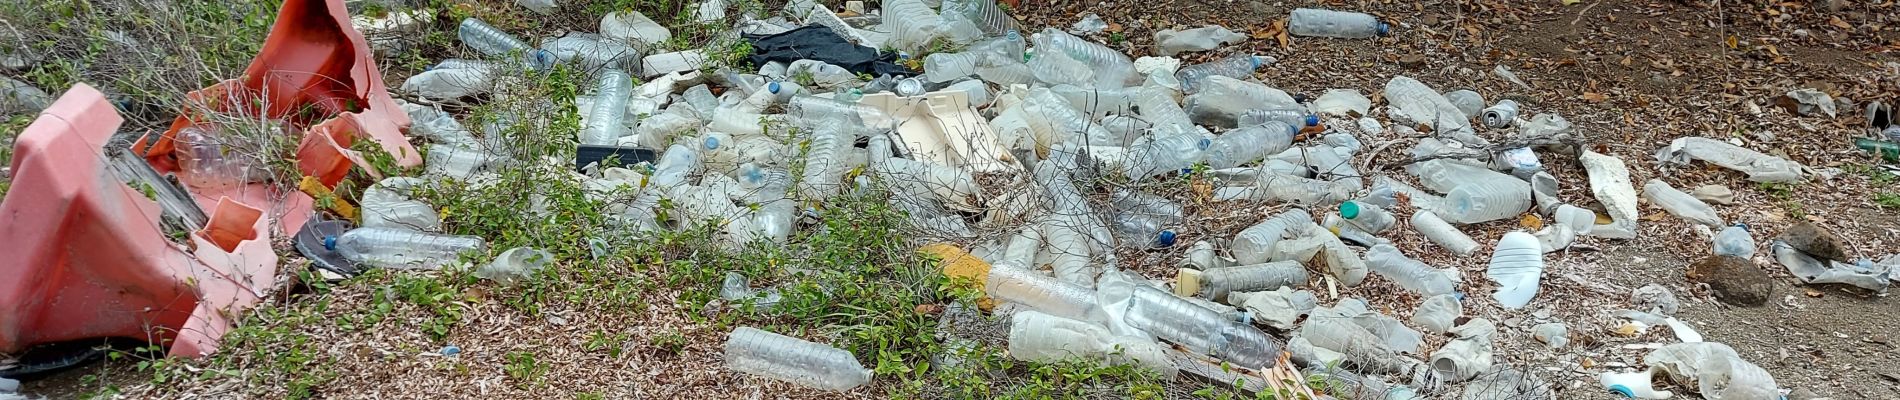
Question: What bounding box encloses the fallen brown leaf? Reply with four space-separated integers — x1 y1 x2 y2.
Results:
1582 92 1609 103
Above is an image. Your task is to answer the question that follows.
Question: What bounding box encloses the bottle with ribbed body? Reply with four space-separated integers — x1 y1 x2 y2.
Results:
330 227 487 270
724 327 872 391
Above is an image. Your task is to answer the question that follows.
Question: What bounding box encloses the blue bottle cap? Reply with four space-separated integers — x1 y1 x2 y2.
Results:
1377 23 1392 36
441 345 462 356
1249 55 1263 69
1197 138 1212 150
1607 384 1634 398
768 81 782 94
1303 115 1321 127
323 235 338 251
1157 230 1177 247
704 136 721 150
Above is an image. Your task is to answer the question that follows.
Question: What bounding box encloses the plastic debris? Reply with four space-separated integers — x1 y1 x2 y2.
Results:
1227 287 1317 331
1779 88 1837 117
1581 150 1640 238
1410 294 1461 334
1531 322 1568 349
1288 8 1389 39
724 327 872 391
1007 310 1178 378
1429 318 1496 382
477 247 553 285
1069 13 1106 35
1643 342 1778 399
1487 232 1544 309
601 11 672 47
1655 137 1807 183
1154 26 1246 56
1641 179 1725 228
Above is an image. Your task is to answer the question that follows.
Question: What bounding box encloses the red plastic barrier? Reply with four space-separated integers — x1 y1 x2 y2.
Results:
0 84 279 358
131 0 417 237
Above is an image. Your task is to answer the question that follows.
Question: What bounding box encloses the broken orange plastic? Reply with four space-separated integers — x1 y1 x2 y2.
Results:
130 0 416 237
0 84 279 358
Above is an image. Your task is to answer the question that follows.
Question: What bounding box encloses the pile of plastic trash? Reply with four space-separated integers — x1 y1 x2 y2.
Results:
334 0 1897 397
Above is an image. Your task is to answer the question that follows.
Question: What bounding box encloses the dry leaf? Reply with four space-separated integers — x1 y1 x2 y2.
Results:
1829 17 1852 30
1582 92 1608 103
1562 0 1580 4
1520 214 1545 231
1804 288 1824 298
1726 35 1740 49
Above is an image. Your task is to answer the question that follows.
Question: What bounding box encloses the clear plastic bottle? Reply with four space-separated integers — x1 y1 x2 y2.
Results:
458 17 552 69
1112 213 1177 249
1198 261 1309 302
328 227 487 270
1123 131 1211 180
1232 209 1314 265
1598 370 1673 399
650 143 700 188
1365 245 1458 296
1031 28 1134 88
580 69 633 146
1115 285 1279 369
1288 8 1390 39
1410 210 1480 256
721 272 783 309
1238 108 1320 129
977 61 1036 86
1338 201 1395 234
1007 310 1177 378
924 52 983 83
539 32 641 71
1135 85 1193 127
424 145 503 178
1482 99 1519 128
882 0 945 51
1251 173 1352 205
987 262 1101 321
797 125 852 200
1435 177 1533 224
1487 232 1545 309
1050 85 1137 117
172 124 269 188
1111 189 1184 223
1205 121 1297 169
941 0 1020 36
402 61 499 100
1304 364 1421 400
737 163 797 242
724 327 872 391
1713 224 1755 258
1175 55 1265 93
1641 179 1724 227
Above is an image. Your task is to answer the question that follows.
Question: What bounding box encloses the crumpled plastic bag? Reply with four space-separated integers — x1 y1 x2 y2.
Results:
1655 137 1807 183
1644 342 1779 400
1227 287 1316 331
1772 240 1891 293
360 177 442 232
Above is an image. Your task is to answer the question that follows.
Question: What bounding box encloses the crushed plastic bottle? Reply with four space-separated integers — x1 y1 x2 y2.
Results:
402 60 499 100
722 271 784 309
1175 55 1265 94
328 227 488 270
724 327 872 391
360 177 443 232
600 11 672 47
1410 294 1461 334
1122 130 1210 180
580 69 634 146
1643 342 1778 399
1410 160 1532 224
1598 369 1674 399
1365 245 1458 296
1384 76 1472 135
1487 232 1544 309
458 17 552 70
1443 89 1484 119
1641 179 1724 228
1007 310 1178 378
1154 25 1247 56
1232 209 1314 265
1712 224 1755 258
478 247 552 285
1655 137 1806 183
1429 318 1496 382
1205 121 1297 169
1337 201 1395 234
1197 261 1308 302
1031 28 1135 88
171 124 274 189
1100 282 1280 369
987 263 1101 321
883 0 945 52
1410 210 1480 256
539 32 641 71
1288 8 1390 39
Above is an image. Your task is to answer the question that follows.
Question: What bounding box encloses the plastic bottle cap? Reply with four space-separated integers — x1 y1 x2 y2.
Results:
1157 230 1177 247
1607 385 1634 398
768 81 782 94
322 235 338 251
704 136 721 150
1303 115 1320 127
1248 55 1263 69
1339 201 1362 219
1377 23 1392 36
1197 138 1212 150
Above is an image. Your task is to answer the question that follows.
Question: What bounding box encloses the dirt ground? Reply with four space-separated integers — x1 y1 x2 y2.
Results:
12 0 1900 398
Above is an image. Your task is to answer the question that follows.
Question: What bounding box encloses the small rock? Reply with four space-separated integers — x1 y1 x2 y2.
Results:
1787 387 1823 400
1687 255 1774 306
1868 334 1890 345
1398 54 1427 68
1778 222 1851 262
1690 185 1736 205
